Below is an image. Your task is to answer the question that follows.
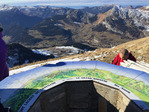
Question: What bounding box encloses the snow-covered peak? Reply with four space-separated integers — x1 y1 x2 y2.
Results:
141 5 149 10
114 4 121 9
0 4 14 11
108 5 149 32
137 6 149 12
145 6 149 10
18 6 37 9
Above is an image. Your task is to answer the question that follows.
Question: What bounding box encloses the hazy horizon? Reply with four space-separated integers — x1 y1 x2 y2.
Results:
0 0 148 8
0 4 147 9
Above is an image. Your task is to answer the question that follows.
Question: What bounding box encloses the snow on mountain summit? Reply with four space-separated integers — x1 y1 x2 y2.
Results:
110 5 149 32
0 5 14 11
139 5 149 11
144 6 149 10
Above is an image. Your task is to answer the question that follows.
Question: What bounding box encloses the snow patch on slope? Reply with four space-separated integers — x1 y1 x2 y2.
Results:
9 58 81 76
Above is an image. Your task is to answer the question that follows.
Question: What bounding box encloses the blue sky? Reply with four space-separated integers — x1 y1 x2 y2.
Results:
0 0 149 7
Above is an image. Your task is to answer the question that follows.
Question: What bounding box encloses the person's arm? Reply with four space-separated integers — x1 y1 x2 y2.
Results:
130 55 136 62
0 49 9 81
0 41 8 81
0 69 5 81
129 53 136 62
0 55 6 81
112 55 118 65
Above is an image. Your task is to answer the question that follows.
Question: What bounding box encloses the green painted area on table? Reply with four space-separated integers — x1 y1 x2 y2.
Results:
3 69 149 111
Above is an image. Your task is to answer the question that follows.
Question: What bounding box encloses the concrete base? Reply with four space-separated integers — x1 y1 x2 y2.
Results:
28 81 142 112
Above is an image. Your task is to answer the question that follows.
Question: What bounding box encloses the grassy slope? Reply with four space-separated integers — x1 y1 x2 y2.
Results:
77 36 149 64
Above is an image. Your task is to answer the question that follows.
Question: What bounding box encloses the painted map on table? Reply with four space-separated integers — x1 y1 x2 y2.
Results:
0 61 149 112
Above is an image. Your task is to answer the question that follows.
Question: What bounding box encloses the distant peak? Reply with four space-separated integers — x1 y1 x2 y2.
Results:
126 5 133 9
138 5 149 11
144 6 149 10
0 4 14 11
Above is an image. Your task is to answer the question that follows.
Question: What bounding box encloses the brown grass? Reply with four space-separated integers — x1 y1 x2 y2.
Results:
10 36 149 71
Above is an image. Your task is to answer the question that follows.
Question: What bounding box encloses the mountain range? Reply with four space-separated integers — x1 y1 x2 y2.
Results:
0 5 149 49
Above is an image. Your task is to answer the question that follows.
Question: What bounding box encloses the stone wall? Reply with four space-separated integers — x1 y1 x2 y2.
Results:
93 82 142 112
28 81 142 112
